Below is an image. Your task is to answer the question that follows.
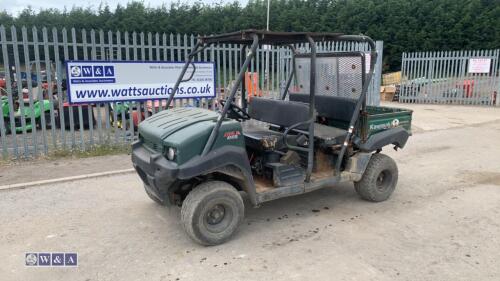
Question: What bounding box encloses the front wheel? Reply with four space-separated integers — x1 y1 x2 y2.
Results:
181 181 244 246
354 153 398 202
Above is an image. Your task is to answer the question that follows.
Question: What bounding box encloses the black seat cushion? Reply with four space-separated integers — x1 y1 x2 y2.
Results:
288 123 347 146
248 97 311 130
289 93 357 123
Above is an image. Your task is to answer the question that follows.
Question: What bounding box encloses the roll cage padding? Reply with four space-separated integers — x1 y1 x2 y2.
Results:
248 97 311 130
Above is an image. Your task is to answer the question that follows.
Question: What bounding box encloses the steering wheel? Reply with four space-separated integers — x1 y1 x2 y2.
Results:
219 99 251 121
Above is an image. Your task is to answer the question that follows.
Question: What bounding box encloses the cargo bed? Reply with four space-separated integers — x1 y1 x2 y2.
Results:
359 106 413 141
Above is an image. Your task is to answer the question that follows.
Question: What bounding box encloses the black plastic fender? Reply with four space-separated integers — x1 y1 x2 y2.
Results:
178 146 258 206
355 127 410 152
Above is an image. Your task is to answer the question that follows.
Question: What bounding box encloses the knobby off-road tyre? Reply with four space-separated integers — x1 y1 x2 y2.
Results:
181 181 244 246
354 153 398 202
143 184 165 205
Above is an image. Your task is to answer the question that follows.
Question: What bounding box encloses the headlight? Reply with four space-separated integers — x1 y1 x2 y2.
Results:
166 147 176 161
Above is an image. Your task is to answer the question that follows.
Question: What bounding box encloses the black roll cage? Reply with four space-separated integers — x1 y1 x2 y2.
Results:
164 30 377 181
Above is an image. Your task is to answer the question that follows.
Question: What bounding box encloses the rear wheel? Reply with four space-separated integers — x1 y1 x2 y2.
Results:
354 153 398 202
181 181 244 246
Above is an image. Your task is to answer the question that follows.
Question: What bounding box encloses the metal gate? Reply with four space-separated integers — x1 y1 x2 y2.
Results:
0 25 383 159
399 49 500 105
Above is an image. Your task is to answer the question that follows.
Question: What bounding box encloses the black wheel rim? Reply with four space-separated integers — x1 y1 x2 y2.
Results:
203 201 234 234
376 170 392 191
206 204 226 225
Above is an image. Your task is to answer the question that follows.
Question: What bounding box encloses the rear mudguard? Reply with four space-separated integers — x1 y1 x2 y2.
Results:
355 127 410 152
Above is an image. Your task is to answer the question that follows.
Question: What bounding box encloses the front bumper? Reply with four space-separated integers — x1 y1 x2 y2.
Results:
131 141 179 204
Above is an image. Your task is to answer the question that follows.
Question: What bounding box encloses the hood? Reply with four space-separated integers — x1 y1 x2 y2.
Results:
138 107 219 143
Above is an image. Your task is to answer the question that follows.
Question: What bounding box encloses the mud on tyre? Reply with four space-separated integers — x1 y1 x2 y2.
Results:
181 181 244 246
354 153 398 202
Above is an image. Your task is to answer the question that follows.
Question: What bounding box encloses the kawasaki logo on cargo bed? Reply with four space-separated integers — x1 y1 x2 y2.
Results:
370 119 400 130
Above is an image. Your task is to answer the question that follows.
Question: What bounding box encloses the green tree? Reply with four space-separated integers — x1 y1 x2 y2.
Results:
1 0 498 71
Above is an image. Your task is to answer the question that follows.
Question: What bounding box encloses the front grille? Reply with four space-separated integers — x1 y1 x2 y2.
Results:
141 136 163 153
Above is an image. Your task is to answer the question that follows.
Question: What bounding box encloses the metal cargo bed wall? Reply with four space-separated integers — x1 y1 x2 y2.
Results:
0 25 384 159
399 49 500 106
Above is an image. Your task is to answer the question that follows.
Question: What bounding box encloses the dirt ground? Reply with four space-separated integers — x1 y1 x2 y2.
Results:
0 102 500 281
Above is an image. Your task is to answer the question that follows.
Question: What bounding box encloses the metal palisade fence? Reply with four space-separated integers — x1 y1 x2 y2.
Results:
0 25 383 159
399 49 500 105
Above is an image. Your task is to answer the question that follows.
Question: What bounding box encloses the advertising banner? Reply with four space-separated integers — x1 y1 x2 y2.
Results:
65 61 216 104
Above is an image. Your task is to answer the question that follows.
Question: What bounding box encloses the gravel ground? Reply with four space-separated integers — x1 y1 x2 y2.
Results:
0 103 500 281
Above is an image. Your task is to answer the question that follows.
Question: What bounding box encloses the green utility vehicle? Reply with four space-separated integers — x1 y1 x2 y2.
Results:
132 30 412 245
1 83 52 134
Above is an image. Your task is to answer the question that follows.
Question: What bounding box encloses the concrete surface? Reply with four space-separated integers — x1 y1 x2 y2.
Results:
0 103 500 281
0 168 134 191
382 102 500 132
0 154 133 186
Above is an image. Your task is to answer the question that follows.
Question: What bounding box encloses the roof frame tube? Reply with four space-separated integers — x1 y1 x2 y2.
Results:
333 35 377 177
165 40 206 109
280 44 298 100
304 35 316 182
240 45 248 111
201 34 259 156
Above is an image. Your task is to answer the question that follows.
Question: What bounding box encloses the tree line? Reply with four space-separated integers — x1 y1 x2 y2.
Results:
1 0 498 71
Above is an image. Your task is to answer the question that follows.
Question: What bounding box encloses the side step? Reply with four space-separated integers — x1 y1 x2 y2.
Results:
265 162 305 187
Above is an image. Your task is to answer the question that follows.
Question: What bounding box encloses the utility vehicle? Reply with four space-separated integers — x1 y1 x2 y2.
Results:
1 80 52 134
132 30 412 245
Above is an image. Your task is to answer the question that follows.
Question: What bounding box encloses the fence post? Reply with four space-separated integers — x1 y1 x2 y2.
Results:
42 27 59 149
495 49 500 106
0 25 12 158
52 28 67 149
11 25 30 158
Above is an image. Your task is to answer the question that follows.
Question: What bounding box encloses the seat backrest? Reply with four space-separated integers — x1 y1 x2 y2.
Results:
289 93 357 123
248 97 310 129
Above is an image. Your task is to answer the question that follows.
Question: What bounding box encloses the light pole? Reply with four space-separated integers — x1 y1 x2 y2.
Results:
266 0 270 31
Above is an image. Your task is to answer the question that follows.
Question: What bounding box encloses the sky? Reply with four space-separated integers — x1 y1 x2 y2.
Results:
2 0 249 16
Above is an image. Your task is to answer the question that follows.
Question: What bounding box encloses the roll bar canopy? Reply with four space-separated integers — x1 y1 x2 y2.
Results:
164 29 378 181
199 29 344 45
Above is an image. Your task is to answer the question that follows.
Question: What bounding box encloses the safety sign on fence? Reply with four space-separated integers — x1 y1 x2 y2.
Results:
65 61 216 104
468 58 491 74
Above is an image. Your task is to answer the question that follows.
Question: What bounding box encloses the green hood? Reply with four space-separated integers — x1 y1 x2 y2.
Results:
138 107 219 144
138 106 244 165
